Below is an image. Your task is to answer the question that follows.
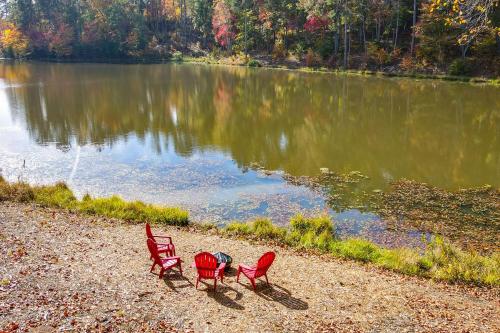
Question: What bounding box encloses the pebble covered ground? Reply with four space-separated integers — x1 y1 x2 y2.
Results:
0 202 499 332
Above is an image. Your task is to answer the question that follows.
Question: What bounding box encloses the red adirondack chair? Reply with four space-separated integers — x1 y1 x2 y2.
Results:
193 252 225 291
146 238 182 279
146 223 176 257
237 251 276 290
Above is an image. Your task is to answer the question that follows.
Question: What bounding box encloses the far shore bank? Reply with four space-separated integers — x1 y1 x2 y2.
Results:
2 56 499 86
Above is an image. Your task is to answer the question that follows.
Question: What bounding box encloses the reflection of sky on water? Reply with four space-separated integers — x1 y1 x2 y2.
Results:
0 76 431 249
0 120 426 248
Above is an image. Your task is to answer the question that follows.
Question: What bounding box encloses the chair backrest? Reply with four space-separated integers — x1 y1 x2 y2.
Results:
163 243 176 257
255 251 276 278
194 252 218 279
145 223 154 239
147 238 162 265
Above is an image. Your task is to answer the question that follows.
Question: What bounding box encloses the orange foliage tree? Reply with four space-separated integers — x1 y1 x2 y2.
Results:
0 22 30 57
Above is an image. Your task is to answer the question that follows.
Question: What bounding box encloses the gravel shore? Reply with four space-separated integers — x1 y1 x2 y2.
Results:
1 202 499 332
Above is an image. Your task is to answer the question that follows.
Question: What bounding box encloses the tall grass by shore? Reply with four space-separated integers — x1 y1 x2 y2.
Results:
0 177 188 226
0 177 498 287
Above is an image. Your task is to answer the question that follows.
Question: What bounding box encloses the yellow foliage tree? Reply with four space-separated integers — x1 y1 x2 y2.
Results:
0 23 30 57
429 0 499 47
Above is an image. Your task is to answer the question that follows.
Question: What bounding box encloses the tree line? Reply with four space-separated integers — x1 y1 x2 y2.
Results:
0 1 499 76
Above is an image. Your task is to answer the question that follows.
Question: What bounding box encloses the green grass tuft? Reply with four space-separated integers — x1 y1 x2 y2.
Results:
224 218 286 240
0 181 35 203
288 214 335 250
78 195 188 225
0 180 189 226
329 238 382 262
251 218 287 240
418 237 500 285
34 182 77 208
224 221 252 236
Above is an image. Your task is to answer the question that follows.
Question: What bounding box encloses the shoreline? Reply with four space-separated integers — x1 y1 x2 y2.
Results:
183 56 500 86
0 178 498 288
0 201 499 332
2 57 499 86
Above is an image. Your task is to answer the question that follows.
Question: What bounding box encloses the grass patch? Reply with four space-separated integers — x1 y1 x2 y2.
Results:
78 195 188 225
223 213 499 287
0 180 35 203
34 182 77 208
287 214 335 250
225 218 286 240
0 179 189 226
330 238 382 262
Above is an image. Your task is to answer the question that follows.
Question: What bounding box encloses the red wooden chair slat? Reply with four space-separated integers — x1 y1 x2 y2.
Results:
193 252 225 291
146 238 182 279
237 251 275 290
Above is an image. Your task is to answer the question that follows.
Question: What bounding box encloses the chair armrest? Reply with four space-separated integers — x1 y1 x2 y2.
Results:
153 235 173 242
156 242 173 246
238 263 255 271
163 255 180 261
216 262 226 277
218 262 226 271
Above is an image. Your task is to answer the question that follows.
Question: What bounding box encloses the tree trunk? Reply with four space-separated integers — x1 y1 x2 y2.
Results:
461 43 470 59
343 22 348 68
376 19 381 41
393 0 400 51
362 16 367 55
410 0 417 55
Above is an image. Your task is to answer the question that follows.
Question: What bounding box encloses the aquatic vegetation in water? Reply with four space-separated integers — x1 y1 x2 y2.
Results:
277 170 499 253
281 170 380 213
380 180 500 252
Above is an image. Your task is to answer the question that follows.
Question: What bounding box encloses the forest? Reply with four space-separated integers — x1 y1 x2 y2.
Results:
0 0 499 76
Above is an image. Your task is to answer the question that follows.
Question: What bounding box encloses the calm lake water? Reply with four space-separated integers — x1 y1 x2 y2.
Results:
1 62 499 247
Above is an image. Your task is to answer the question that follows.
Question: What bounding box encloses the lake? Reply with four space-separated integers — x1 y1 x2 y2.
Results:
1 61 498 248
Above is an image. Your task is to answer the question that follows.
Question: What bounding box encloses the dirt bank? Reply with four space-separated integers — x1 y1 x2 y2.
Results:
0 202 498 332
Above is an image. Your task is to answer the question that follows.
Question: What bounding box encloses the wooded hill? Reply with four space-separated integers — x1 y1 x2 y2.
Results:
1 1 499 76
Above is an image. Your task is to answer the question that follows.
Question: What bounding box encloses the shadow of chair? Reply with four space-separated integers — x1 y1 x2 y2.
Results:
160 271 194 292
254 283 308 310
202 283 245 310
223 266 238 277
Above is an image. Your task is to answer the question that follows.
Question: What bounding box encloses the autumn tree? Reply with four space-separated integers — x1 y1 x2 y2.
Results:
213 0 235 49
0 22 30 57
429 0 500 57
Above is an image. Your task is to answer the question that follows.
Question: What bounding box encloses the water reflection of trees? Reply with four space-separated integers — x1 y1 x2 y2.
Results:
1 62 499 189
